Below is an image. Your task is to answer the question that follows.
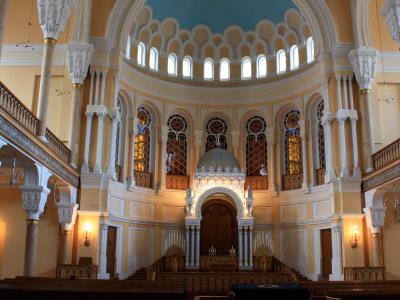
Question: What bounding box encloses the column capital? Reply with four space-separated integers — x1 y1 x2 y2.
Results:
348 47 378 91
37 0 74 40
382 0 400 45
55 185 78 230
67 42 94 85
364 206 386 234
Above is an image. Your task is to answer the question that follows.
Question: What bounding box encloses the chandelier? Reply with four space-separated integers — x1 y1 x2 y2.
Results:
0 154 24 186
15 0 35 50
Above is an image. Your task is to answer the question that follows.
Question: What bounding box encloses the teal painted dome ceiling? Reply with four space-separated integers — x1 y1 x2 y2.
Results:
145 0 297 33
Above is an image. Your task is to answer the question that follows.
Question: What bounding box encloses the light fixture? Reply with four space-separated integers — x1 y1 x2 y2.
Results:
376 0 396 104
83 222 93 247
15 0 35 51
350 225 360 248
0 153 24 186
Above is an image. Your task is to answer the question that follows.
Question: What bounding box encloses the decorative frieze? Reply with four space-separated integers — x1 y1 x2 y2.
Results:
37 0 74 40
67 42 94 85
348 47 377 91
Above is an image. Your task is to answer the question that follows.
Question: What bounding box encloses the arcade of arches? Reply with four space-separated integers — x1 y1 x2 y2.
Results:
1 0 400 295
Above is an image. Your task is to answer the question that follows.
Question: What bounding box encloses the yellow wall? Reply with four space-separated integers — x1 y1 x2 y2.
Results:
325 0 354 43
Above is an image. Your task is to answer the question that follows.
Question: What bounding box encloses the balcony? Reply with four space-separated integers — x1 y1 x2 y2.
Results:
363 138 400 192
166 174 189 190
0 81 78 187
282 173 303 190
245 175 268 190
134 171 152 188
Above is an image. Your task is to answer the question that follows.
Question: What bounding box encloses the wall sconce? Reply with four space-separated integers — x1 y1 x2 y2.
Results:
83 222 93 247
350 225 360 249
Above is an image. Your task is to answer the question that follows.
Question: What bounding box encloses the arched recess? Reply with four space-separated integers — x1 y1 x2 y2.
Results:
194 187 245 219
202 112 231 153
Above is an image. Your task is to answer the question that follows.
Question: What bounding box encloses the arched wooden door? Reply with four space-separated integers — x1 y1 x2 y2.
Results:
200 199 238 255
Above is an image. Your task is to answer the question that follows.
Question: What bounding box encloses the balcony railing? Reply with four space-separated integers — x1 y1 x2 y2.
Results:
134 171 152 188
0 81 71 164
343 267 385 281
316 168 326 186
245 175 268 190
282 173 303 190
56 264 98 279
373 138 400 170
166 174 189 190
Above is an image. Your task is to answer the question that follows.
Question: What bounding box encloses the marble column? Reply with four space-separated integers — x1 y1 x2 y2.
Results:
56 186 78 265
231 131 240 158
36 0 74 141
0 0 9 60
107 109 121 179
98 221 109 279
94 112 107 174
336 75 343 110
321 77 335 181
128 118 138 188
266 127 277 193
350 116 361 177
348 48 377 173
299 120 310 190
160 125 169 191
338 115 349 177
66 42 94 167
330 223 343 281
82 111 94 173
21 163 52 276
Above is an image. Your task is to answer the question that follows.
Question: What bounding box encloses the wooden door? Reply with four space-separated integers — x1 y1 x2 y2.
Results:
106 226 117 277
321 229 332 280
200 200 237 255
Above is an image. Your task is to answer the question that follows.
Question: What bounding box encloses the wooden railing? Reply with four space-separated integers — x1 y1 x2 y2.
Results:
134 171 152 188
245 175 268 190
282 174 303 190
156 271 297 293
316 168 326 186
166 174 189 190
0 81 71 164
373 138 400 170
343 267 385 281
56 264 98 279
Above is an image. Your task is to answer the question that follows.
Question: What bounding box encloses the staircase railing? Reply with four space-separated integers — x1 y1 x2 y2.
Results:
0 81 71 164
373 138 400 170
343 267 385 281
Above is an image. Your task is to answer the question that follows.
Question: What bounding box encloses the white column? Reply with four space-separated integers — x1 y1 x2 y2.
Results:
231 131 240 158
238 226 243 268
94 70 100 105
94 112 106 174
82 111 94 173
350 116 361 177
190 226 195 268
185 225 190 269
128 118 138 189
66 42 94 167
0 0 9 60
88 70 95 105
338 115 349 177
107 110 120 179
342 75 349 110
336 75 343 110
323 118 335 181
98 221 109 279
36 0 74 141
20 163 52 276
100 71 107 105
266 127 277 193
160 125 168 191
244 227 248 267
195 226 200 268
194 130 203 167
330 223 343 281
348 48 377 173
249 227 253 268
299 120 310 190
348 75 355 110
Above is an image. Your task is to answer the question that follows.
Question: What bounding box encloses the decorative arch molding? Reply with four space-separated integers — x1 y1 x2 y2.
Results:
351 0 372 48
194 187 245 219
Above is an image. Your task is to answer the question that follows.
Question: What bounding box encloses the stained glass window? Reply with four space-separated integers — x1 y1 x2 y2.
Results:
205 117 228 152
284 110 302 175
246 116 268 176
317 100 326 168
134 106 151 173
166 114 188 175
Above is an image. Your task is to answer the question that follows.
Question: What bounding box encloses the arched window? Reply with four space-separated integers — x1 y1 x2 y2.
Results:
246 116 268 176
137 42 146 66
290 45 299 70
204 58 214 80
256 54 267 78
149 47 158 71
205 117 228 151
306 37 315 63
241 56 252 79
166 114 188 175
220 58 230 81
168 53 178 76
126 36 131 59
284 110 302 175
182 56 193 78
134 106 152 174
276 50 286 74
